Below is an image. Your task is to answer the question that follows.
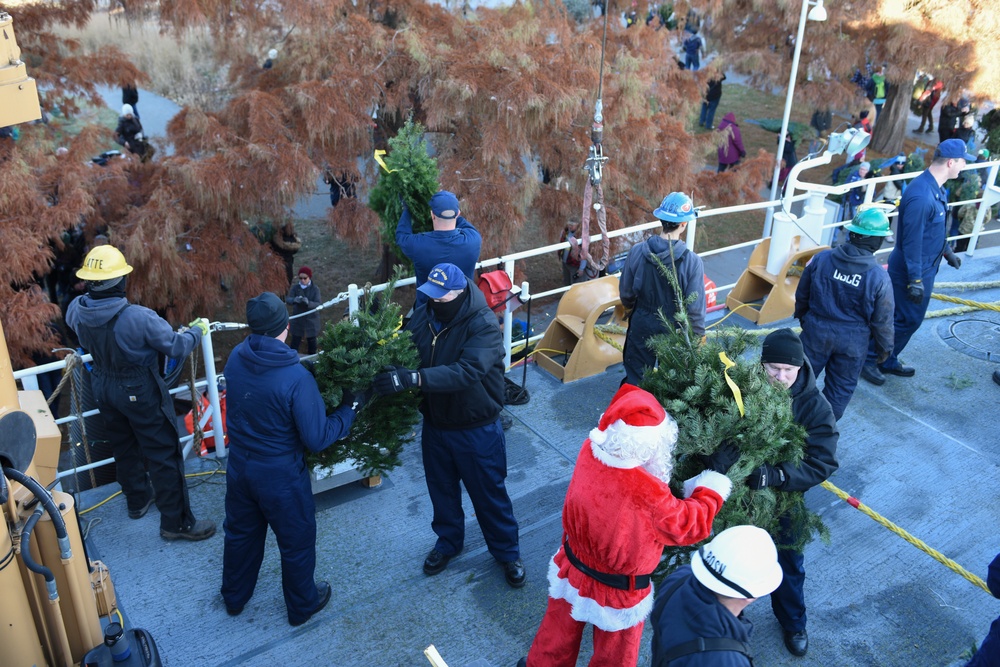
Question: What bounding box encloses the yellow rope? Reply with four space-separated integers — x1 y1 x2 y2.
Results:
931 293 1000 312
78 470 227 515
821 480 990 594
925 305 985 319
934 280 1000 291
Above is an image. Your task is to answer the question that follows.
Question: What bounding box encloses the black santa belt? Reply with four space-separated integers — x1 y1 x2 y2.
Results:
563 539 652 591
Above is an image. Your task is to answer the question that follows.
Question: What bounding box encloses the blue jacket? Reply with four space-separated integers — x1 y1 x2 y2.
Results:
66 294 199 369
651 566 754 667
619 236 706 336
407 285 505 430
396 208 482 305
889 168 948 282
794 244 894 359
224 334 356 456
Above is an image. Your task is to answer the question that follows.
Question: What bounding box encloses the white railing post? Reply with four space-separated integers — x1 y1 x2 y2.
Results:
201 327 226 458
967 164 1000 257
348 283 360 324
502 259 515 371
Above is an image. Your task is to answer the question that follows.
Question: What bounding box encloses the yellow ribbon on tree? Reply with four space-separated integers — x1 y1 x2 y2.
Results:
719 351 745 417
374 149 397 173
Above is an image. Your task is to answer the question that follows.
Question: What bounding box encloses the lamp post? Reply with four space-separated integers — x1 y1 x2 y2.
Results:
762 0 827 238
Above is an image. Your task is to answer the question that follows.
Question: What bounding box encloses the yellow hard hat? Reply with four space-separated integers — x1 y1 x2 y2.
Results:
76 245 134 280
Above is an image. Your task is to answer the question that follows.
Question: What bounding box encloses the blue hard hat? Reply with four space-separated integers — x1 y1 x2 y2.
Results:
653 192 697 225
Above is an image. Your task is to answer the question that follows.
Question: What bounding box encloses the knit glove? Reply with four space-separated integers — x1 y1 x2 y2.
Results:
906 280 924 304
747 464 786 490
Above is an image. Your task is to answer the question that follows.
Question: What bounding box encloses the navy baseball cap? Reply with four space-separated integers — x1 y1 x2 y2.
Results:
418 263 468 299
934 139 976 162
429 191 460 219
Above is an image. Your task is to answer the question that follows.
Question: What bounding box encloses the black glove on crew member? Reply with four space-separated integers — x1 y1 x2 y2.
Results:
944 246 962 269
373 366 420 395
747 464 786 490
704 440 740 474
906 280 924 304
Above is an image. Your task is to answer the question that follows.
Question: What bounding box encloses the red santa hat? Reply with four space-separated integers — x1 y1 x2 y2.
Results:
589 384 678 482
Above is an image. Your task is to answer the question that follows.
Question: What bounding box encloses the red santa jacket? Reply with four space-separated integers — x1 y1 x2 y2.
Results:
547 439 730 631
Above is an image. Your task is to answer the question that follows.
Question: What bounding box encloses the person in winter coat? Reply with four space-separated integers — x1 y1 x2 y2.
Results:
716 113 746 173
121 83 139 119
749 328 839 657
396 190 482 308
939 99 962 143
700 73 726 130
66 245 216 541
221 292 365 626
521 384 733 667
650 526 784 667
682 29 705 71
838 161 871 244
619 192 706 386
115 104 149 158
285 266 322 355
917 79 943 133
372 263 525 588
795 208 894 421
861 140 968 386
966 552 1000 667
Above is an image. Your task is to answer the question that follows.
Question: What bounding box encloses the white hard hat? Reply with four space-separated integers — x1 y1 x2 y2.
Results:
691 525 783 599
268 48 278 59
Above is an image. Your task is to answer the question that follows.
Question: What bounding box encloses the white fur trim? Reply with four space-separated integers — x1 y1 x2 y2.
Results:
682 470 732 501
546 554 653 632
588 414 678 471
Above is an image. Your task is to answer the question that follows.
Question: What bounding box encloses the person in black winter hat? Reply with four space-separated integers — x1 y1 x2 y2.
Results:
753 328 840 658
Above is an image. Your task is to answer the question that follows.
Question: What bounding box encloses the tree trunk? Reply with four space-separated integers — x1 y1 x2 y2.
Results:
870 74 916 155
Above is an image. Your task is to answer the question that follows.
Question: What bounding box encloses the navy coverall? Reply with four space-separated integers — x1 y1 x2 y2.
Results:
651 565 756 667
766 361 839 634
396 207 481 307
866 169 948 370
967 552 1000 667
67 294 202 532
407 286 520 563
795 244 894 420
221 334 357 624
618 236 706 386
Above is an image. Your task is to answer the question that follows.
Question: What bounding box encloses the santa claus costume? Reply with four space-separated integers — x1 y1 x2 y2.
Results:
524 384 732 667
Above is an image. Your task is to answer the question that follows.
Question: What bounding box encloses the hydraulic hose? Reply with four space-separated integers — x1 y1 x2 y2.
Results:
3 466 71 559
20 506 58 600
0 468 7 504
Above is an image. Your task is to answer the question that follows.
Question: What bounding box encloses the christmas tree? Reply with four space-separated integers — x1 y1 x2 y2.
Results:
367 118 441 263
637 263 825 575
309 277 421 476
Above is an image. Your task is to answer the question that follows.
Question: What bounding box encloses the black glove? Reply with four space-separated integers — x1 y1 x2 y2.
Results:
343 387 373 413
373 366 420 395
295 295 307 304
944 246 962 269
906 281 924 304
704 440 740 474
746 464 786 490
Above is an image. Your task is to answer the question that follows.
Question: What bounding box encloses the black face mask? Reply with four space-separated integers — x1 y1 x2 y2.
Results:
429 287 468 323
848 233 884 254
88 276 128 300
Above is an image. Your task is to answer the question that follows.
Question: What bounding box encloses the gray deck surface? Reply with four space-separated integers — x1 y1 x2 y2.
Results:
76 247 1000 667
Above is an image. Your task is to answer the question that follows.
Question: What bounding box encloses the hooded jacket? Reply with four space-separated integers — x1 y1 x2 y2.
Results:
407 285 505 430
794 244 894 359
775 359 840 492
66 294 199 370
223 334 355 457
396 207 482 306
717 113 746 166
619 236 706 337
651 566 754 667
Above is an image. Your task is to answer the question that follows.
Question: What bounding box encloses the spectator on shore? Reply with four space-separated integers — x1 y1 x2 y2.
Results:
700 73 726 130
716 112 746 173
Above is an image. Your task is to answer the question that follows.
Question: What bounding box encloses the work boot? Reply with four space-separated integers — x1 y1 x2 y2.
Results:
160 519 216 541
860 363 885 386
423 548 458 576
783 629 808 656
128 485 156 520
